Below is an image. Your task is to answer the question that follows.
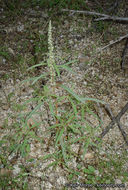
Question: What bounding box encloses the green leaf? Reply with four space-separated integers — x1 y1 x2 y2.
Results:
81 97 106 104
22 73 48 85
45 161 57 169
77 164 82 169
83 168 91 174
68 97 78 117
26 101 44 120
23 97 42 105
65 114 75 124
59 65 76 74
55 127 65 146
27 62 47 71
61 85 85 103
26 158 35 162
60 138 67 163
88 165 95 173
42 153 54 160
74 124 86 132
61 85 106 105
68 173 74 180
81 105 85 122
32 73 49 85
47 123 61 130
87 175 95 180
82 138 90 157
57 95 67 102
21 77 39 83
54 64 61 77
65 166 80 176
26 144 30 154
0 140 7 146
68 124 81 134
48 100 55 119
70 135 86 144
28 131 36 138
83 166 95 174
123 172 128 177
61 59 77 66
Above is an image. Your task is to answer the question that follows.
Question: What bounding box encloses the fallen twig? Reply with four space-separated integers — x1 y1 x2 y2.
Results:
62 8 110 17
62 9 128 24
94 15 128 23
121 38 128 69
99 34 128 51
104 104 128 146
99 102 128 143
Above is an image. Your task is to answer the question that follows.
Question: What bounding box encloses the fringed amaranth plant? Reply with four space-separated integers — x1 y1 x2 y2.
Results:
12 20 106 174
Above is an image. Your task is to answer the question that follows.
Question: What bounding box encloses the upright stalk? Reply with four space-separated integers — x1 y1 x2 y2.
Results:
47 20 58 124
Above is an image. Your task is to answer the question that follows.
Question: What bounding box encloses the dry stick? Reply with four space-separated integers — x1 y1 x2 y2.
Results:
62 8 111 17
62 9 128 23
99 34 128 51
104 104 128 146
98 102 128 143
94 15 128 23
121 38 128 69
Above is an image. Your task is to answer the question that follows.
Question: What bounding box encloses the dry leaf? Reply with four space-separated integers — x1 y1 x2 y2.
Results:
84 153 94 159
0 168 12 176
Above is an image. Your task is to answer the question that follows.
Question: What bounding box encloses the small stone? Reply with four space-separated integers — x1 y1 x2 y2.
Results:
95 170 100 176
115 179 122 184
13 165 21 175
83 81 87 85
78 55 90 70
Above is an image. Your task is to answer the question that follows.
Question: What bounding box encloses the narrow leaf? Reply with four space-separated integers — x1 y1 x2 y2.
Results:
54 64 60 77
60 59 77 66
27 62 47 71
55 127 65 146
70 135 86 144
61 85 85 103
26 101 44 120
61 85 106 104
81 97 106 104
59 65 76 74
60 138 67 163
48 100 55 119
32 73 49 85
68 97 78 116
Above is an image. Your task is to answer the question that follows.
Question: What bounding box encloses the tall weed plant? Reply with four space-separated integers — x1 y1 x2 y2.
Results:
13 21 105 168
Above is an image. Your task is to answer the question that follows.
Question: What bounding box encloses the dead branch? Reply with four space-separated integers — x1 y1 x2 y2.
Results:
99 102 128 142
62 9 128 24
104 104 128 145
121 38 128 69
94 16 128 23
62 8 110 17
99 34 128 51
